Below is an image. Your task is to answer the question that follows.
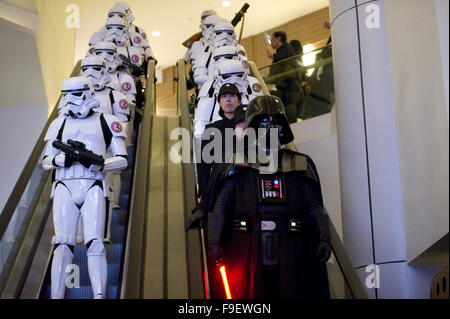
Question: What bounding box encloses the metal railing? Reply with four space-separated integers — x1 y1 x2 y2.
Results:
0 61 82 298
120 60 156 298
177 59 207 299
259 44 335 121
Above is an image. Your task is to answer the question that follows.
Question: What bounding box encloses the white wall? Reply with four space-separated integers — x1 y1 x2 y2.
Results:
291 108 343 240
383 0 449 264
434 0 449 124
0 23 48 212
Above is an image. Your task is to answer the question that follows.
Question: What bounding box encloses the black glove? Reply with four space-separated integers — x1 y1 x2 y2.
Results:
316 240 331 263
208 243 224 265
78 156 94 169
63 152 77 168
185 207 206 231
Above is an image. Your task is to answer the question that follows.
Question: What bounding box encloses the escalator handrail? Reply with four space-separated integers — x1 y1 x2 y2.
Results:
0 61 82 242
177 59 207 299
120 59 156 298
250 63 368 299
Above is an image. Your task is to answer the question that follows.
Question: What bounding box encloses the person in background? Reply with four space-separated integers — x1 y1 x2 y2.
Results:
264 31 302 124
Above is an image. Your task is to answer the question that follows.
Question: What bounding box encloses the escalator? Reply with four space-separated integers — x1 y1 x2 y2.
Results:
0 60 157 299
0 56 368 299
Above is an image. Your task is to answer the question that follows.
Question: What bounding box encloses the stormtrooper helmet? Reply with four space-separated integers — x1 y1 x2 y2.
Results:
200 9 217 28
104 17 128 46
93 41 120 73
217 59 247 89
202 15 220 43
60 77 98 118
108 7 127 21
212 45 238 63
114 2 134 24
212 46 240 76
81 56 111 91
213 22 236 47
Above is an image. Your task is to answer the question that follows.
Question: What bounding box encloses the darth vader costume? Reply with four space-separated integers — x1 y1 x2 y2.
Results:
207 95 331 299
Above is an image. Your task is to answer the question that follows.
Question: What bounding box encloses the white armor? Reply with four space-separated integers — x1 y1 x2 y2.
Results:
129 31 155 61
93 41 137 106
114 2 149 42
189 15 220 67
81 56 130 122
212 22 237 48
114 2 134 25
43 76 128 299
81 56 119 92
194 60 263 139
193 21 239 88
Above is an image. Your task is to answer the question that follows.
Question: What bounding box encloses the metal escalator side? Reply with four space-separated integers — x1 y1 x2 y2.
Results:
0 60 156 299
120 60 156 298
120 59 199 299
0 62 81 298
177 60 207 299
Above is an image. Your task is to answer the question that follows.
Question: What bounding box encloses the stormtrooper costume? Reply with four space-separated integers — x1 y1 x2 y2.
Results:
106 6 156 63
42 76 128 299
186 14 219 64
92 41 137 111
81 56 130 213
193 21 240 89
194 59 263 140
113 2 148 42
89 17 146 78
189 15 223 69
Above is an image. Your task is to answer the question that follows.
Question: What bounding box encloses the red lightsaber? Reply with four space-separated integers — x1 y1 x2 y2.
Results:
219 265 232 299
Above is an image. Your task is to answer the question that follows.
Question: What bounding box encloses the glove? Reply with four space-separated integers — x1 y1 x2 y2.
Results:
207 244 224 265
61 152 76 168
185 207 206 231
316 240 331 263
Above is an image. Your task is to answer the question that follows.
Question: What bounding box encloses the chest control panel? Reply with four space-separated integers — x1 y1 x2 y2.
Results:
258 176 286 204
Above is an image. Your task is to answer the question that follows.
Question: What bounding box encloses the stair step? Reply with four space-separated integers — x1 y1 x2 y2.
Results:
47 285 119 299
119 194 129 209
111 208 127 226
73 243 123 265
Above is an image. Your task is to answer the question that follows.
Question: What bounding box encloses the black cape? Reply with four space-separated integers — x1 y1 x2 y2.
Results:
208 149 330 299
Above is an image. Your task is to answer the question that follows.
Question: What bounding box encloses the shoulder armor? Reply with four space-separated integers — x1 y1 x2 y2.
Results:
192 52 209 70
118 73 137 95
247 76 264 96
198 79 214 98
280 149 308 173
44 117 66 142
280 149 321 184
111 91 130 115
102 113 127 138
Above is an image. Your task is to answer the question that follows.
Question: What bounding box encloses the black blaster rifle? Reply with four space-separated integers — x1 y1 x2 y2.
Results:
52 139 105 168
118 54 145 77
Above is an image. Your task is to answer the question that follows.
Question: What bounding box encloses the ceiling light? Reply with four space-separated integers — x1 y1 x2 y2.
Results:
222 1 231 7
152 31 161 37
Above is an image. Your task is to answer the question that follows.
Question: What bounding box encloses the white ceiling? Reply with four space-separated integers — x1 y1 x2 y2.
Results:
3 0 329 69
74 0 329 69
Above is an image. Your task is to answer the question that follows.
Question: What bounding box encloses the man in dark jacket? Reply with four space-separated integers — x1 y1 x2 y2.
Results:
197 83 246 197
265 31 302 124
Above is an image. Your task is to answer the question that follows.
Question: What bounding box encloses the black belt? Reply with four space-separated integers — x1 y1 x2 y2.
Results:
233 217 302 233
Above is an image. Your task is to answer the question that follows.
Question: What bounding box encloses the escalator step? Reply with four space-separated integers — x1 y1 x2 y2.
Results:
66 263 121 287
47 285 119 299
73 243 123 265
110 226 125 242
119 194 129 209
111 208 127 226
